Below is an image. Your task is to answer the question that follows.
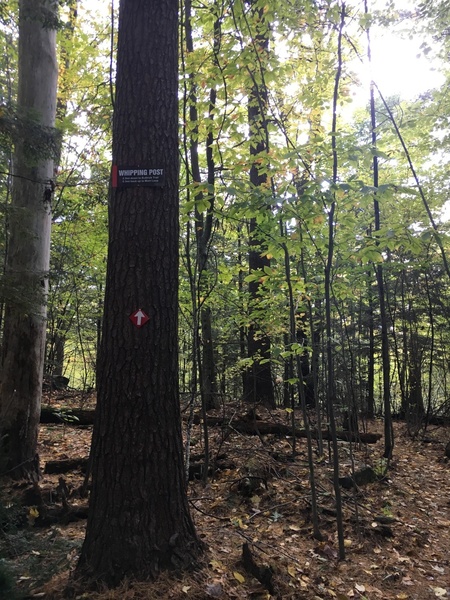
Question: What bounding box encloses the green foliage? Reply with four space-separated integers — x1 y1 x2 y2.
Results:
50 408 79 424
1 0 449 416
0 103 61 162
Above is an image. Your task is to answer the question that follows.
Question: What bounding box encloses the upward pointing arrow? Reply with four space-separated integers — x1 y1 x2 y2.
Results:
129 309 149 328
135 309 146 326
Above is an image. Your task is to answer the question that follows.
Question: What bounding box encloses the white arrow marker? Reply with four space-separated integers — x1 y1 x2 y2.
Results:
135 309 146 326
129 309 149 328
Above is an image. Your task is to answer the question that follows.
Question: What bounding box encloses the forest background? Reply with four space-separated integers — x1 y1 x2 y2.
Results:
0 0 447 420
1 0 450 597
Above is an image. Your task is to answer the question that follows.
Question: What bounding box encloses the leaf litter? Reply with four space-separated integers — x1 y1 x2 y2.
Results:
1 396 450 599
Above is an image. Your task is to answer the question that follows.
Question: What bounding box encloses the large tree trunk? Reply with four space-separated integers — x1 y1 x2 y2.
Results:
0 0 58 480
74 0 202 587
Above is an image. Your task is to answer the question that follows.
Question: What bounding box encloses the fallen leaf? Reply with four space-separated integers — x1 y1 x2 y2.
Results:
28 506 39 526
209 559 224 571
205 582 224 598
287 564 297 578
431 565 445 574
355 583 365 593
231 517 248 529
323 544 338 560
233 571 245 584
432 587 447 598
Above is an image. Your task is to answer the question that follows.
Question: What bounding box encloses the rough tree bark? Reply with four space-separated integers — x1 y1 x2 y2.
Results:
0 0 58 480
73 0 202 587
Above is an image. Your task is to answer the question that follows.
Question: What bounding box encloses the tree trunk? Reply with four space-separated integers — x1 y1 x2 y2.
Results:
243 0 275 409
366 0 393 459
74 0 202 587
0 0 58 480
46 330 66 376
201 306 217 409
406 330 425 422
183 0 219 411
366 273 375 418
44 1 77 380
325 5 347 560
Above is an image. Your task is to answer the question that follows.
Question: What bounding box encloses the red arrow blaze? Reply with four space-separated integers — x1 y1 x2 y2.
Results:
129 309 150 328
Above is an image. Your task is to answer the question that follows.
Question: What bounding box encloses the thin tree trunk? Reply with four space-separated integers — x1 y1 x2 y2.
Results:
365 0 393 459
45 0 78 378
243 0 274 409
281 217 322 540
298 225 323 453
366 269 375 418
423 272 435 432
183 0 219 411
325 2 346 561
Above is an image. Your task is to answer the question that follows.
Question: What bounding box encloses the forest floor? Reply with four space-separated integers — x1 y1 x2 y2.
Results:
1 393 450 600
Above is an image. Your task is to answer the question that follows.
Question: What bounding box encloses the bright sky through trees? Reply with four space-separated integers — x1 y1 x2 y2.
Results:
82 0 444 106
368 21 445 100
342 0 445 109
76 0 446 223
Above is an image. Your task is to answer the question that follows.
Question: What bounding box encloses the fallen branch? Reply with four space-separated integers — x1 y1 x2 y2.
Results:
193 416 382 444
40 406 95 426
241 542 274 594
44 457 88 474
39 407 382 444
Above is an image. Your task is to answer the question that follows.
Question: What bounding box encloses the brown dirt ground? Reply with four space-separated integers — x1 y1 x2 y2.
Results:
1 395 450 600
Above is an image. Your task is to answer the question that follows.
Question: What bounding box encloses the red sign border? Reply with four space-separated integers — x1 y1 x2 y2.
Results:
129 308 150 328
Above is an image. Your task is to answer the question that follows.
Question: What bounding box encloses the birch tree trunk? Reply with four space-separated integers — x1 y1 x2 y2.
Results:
0 0 58 480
